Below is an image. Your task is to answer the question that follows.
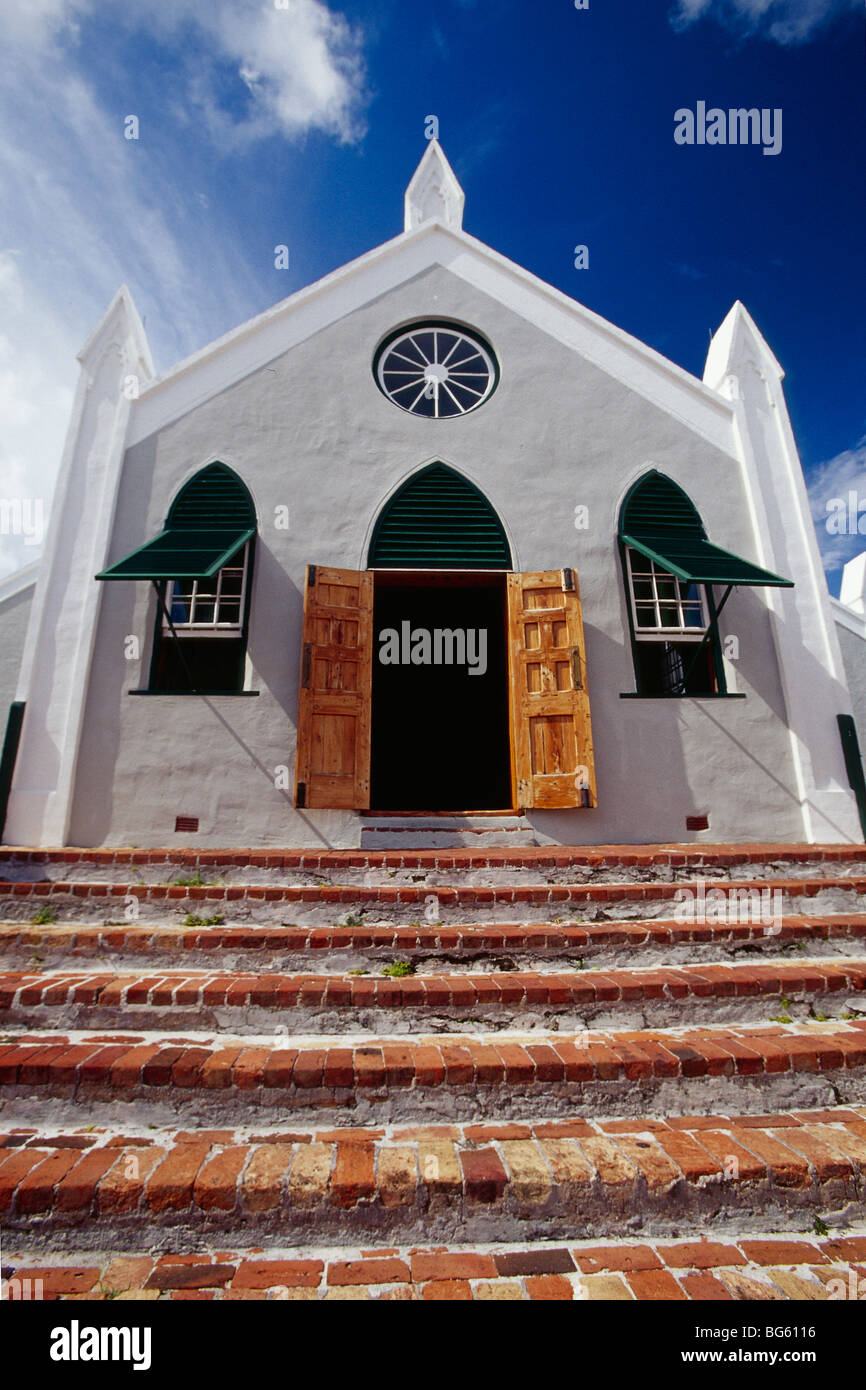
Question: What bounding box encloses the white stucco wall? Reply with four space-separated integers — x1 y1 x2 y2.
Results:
0 572 35 722
835 609 866 753
63 264 808 848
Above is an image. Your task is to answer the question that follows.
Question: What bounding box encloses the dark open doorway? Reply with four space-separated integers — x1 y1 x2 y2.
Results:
370 571 513 811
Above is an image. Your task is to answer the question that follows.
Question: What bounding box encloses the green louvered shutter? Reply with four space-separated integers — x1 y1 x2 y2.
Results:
622 472 704 539
167 463 256 529
369 463 511 569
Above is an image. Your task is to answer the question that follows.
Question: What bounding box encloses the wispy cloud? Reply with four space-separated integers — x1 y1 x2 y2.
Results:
0 0 370 579
669 0 860 44
1 0 368 144
807 440 866 585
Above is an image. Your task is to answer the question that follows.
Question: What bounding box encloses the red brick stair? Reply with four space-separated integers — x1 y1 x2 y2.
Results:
2 958 865 1034
2 842 866 1301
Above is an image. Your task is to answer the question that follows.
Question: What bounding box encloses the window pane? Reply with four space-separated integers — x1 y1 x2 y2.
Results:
448 350 485 373
216 600 241 624
386 340 425 368
629 551 651 574
382 372 420 394
634 639 718 697
658 604 681 627
444 382 478 411
411 332 436 361
193 599 215 624
410 388 436 417
153 637 243 693
170 586 192 622
437 332 461 361
660 644 685 693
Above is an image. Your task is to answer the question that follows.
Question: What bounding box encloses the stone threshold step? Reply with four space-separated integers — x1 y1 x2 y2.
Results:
3 959 864 1034
4 915 866 973
3 1107 866 1251
4 844 865 874
5 1228 866 1300
3 1023 866 1123
2 876 864 924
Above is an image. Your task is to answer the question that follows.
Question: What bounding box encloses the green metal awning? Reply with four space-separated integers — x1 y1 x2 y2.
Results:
96 527 255 582
621 533 793 587
619 471 793 588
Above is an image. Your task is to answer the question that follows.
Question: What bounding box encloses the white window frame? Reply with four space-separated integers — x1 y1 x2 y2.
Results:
626 546 710 641
162 542 249 639
376 325 497 418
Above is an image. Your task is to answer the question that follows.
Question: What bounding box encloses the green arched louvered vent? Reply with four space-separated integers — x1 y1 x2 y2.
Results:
96 462 256 581
368 463 511 569
620 471 705 540
167 462 255 529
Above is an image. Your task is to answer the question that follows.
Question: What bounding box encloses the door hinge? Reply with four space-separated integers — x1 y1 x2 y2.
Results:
307 564 317 587
572 647 583 690
301 643 312 688
562 567 575 592
296 782 307 808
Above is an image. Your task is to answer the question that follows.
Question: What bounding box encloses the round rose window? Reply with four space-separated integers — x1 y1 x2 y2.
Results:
374 322 498 418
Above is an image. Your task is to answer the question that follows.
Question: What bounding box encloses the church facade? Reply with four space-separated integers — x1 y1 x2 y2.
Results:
1 144 863 849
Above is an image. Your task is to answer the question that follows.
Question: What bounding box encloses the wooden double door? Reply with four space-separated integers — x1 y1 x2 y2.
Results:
294 565 596 813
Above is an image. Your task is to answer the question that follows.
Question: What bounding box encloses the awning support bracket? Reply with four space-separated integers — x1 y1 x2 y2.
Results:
673 583 733 694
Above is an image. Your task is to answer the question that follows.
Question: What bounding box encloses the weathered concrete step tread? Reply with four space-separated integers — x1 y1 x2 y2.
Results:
3 1022 865 1095
3 958 864 1015
3 875 865 910
3 1107 866 1248
5 1229 866 1299
4 842 865 872
5 914 866 962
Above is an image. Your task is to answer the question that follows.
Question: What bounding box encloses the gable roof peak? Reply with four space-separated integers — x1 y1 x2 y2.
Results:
404 140 465 232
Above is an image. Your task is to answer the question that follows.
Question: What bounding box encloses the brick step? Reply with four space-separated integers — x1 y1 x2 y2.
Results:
2 876 865 925
4 915 865 974
4 843 865 883
3 1022 866 1125
5 1228 866 1300
3 1106 866 1251
3 959 864 1034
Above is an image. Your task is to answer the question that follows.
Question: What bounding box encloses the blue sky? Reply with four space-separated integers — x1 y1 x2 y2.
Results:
0 0 863 588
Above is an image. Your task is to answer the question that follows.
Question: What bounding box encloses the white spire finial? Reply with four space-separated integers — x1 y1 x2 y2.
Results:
404 140 465 232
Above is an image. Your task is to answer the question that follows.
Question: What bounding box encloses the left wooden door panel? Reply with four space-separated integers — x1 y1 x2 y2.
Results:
295 566 373 809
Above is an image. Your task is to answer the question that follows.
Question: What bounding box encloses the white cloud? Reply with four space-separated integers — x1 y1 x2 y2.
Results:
0 0 90 46
0 252 74 580
669 0 860 43
807 441 866 582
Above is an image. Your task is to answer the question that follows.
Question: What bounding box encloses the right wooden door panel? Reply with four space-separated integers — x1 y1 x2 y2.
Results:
507 568 597 810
